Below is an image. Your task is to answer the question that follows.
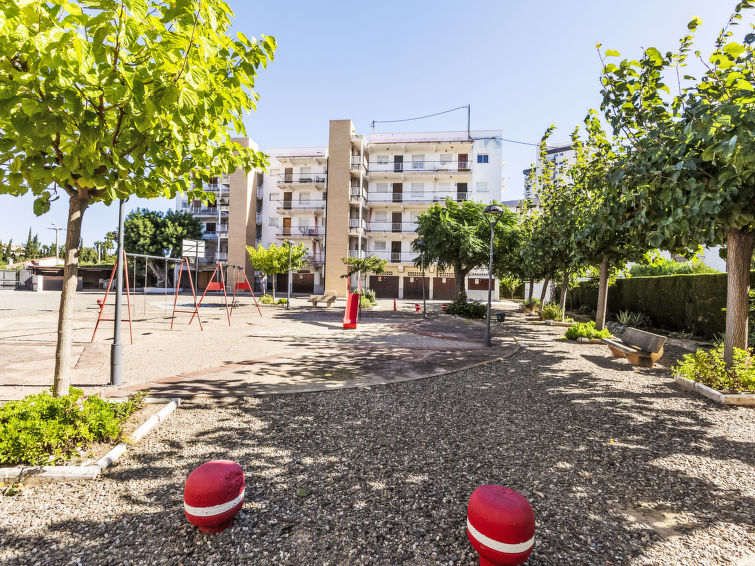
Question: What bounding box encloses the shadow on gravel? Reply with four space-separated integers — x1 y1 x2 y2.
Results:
3 316 753 566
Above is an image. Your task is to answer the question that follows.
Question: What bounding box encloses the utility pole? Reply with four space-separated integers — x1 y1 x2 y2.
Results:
48 224 63 263
111 199 125 387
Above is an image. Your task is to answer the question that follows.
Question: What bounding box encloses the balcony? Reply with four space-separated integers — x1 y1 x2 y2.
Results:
204 183 230 194
349 186 367 203
367 222 418 233
348 249 366 259
256 186 264 198
350 156 368 175
368 160 471 178
367 192 470 205
349 219 367 234
365 250 421 263
217 226 229 237
275 172 327 191
276 226 325 239
256 212 263 223
306 252 325 266
270 194 326 213
188 206 223 217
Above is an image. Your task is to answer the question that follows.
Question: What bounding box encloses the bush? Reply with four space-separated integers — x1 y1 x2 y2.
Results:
259 294 274 304
541 303 563 320
672 345 755 393
0 388 144 466
629 258 720 276
446 295 487 319
277 298 287 305
522 297 541 309
565 321 611 340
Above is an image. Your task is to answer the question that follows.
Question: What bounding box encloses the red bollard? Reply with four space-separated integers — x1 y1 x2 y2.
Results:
442 304 447 311
467 485 535 566
184 460 245 533
393 298 397 311
415 303 421 313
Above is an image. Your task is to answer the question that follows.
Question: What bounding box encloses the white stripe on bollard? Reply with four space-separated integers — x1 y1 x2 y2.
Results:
466 519 535 554
184 491 244 517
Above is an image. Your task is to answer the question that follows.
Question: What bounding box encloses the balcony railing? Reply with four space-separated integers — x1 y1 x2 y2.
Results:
369 161 471 174
256 186 264 198
348 249 366 259
365 251 421 263
276 173 327 185
367 192 470 204
349 187 367 201
307 253 325 265
256 212 263 223
276 226 325 238
269 195 327 210
349 219 367 232
367 222 418 233
350 156 368 172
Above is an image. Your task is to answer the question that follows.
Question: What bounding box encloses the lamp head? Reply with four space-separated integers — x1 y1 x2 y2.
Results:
484 204 504 225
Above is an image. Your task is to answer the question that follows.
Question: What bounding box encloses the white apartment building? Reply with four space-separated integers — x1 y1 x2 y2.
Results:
176 120 504 300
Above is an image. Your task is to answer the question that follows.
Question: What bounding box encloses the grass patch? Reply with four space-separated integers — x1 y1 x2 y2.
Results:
0 388 145 466
565 321 611 340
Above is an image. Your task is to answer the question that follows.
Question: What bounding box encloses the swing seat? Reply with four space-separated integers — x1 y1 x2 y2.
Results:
235 282 251 291
206 282 225 292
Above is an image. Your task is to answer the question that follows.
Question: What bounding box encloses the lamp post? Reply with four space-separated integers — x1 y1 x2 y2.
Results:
48 224 63 263
415 239 427 319
111 198 126 386
483 205 503 347
287 240 293 310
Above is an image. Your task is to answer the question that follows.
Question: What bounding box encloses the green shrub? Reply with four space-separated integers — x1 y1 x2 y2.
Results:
629 258 720 276
522 297 541 309
565 321 611 340
541 303 563 320
359 294 373 309
672 345 755 393
0 388 144 466
616 310 650 327
446 295 487 319
277 298 288 305
259 294 274 304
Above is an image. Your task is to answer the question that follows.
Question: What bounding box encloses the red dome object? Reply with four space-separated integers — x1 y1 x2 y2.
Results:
467 485 536 566
184 460 245 533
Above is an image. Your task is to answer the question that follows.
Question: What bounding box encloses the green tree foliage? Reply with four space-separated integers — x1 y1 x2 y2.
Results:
0 0 275 395
341 255 388 290
414 198 517 298
22 228 41 260
246 242 308 300
597 3 755 363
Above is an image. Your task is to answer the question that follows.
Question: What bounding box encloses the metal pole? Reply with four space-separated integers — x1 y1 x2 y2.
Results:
287 241 292 310
111 199 125 386
194 247 199 293
484 220 496 347
421 255 427 319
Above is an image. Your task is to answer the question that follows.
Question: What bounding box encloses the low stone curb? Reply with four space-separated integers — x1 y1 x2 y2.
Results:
0 397 180 484
674 376 755 406
577 337 606 344
544 320 573 327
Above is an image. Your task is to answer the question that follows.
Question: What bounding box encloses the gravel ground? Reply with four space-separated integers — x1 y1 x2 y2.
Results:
1 313 753 565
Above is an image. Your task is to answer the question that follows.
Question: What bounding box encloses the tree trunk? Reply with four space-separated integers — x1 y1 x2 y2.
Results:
454 267 469 299
147 261 165 287
271 273 276 301
595 255 610 331
539 278 550 304
53 194 89 397
527 280 534 301
559 271 569 322
724 227 754 365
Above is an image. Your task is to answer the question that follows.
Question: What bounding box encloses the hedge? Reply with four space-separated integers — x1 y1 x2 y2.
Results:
569 271 755 339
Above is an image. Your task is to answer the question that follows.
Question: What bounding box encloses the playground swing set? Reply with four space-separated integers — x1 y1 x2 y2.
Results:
92 254 262 342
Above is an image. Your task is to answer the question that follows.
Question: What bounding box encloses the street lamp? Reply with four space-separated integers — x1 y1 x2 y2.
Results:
415 239 427 319
483 205 504 347
287 240 293 310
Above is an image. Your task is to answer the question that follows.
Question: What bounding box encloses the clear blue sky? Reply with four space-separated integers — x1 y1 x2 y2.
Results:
0 0 737 247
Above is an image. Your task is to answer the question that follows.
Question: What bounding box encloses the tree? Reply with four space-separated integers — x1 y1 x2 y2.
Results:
598 3 755 363
22 228 41 260
341 255 388 290
124 208 202 285
0 1 275 395
246 242 308 300
414 198 517 299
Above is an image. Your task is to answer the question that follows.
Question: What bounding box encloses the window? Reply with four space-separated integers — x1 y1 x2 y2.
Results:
270 168 280 177
440 154 451 164
373 211 388 222
477 154 489 164
377 155 389 164
375 182 390 193
410 183 424 197
373 241 387 251
476 182 489 192
438 182 451 195
412 154 425 169
268 217 279 226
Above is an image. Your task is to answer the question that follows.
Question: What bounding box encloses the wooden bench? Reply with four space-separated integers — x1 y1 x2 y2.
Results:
602 327 666 368
308 290 337 307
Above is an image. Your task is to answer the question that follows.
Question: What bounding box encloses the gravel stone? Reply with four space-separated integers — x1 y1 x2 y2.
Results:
0 313 753 565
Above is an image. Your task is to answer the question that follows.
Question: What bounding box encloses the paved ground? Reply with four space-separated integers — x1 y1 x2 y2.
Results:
1 313 753 565
0 290 517 399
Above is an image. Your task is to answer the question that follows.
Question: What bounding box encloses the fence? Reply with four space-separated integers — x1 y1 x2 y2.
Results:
0 270 18 289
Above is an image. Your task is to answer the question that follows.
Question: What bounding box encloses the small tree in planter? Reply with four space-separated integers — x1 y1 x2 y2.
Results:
247 242 308 301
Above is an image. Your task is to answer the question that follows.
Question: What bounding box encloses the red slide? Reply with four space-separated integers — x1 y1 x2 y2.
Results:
343 293 359 329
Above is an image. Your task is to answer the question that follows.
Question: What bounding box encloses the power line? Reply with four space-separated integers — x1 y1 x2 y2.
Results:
371 105 470 128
